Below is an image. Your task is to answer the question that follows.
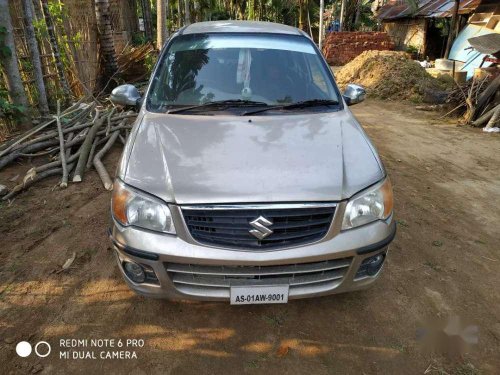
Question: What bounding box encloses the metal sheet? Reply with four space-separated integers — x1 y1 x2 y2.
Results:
449 24 494 78
468 33 500 54
377 0 480 20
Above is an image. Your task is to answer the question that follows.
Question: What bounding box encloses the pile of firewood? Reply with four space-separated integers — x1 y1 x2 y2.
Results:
445 73 500 129
0 98 136 201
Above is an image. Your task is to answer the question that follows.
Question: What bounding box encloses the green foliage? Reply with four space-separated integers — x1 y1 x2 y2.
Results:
211 9 231 20
48 1 67 24
132 32 148 46
144 52 158 75
434 18 450 37
0 88 25 122
406 45 419 54
355 0 379 30
0 26 12 58
33 18 48 39
405 0 419 13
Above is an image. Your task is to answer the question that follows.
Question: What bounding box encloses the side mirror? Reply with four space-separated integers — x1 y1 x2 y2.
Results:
110 84 141 108
343 84 366 106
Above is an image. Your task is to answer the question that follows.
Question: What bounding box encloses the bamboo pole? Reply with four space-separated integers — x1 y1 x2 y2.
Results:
93 130 120 190
72 110 105 182
55 101 69 188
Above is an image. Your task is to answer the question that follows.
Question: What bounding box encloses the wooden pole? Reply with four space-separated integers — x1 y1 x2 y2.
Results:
340 0 346 32
55 100 69 188
157 0 167 50
72 110 105 182
444 0 459 59
319 0 325 50
94 130 120 190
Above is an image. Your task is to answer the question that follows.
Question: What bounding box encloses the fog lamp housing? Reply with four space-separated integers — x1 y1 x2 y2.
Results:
123 261 146 283
356 252 386 279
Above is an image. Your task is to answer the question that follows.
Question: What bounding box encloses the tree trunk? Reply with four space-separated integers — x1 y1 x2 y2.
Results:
339 0 346 31
354 0 361 26
298 0 305 30
166 0 170 37
157 0 167 50
141 0 153 41
177 0 182 28
22 0 49 116
184 0 190 25
40 0 72 102
95 0 119 91
0 0 31 129
193 0 199 22
319 0 324 50
444 0 459 59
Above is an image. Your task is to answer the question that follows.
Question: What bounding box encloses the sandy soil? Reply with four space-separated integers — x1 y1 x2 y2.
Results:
0 100 499 374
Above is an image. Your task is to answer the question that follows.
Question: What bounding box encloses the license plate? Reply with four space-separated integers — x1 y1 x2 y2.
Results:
230 285 289 305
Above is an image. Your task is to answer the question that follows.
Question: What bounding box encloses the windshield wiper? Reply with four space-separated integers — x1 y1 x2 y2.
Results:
242 99 340 116
167 99 269 114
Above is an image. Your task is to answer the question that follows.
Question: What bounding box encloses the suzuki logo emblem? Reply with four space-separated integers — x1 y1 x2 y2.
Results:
249 216 273 240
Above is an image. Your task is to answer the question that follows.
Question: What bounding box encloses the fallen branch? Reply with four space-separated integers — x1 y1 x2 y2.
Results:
471 104 500 127
485 105 500 130
2 162 75 201
0 139 60 171
55 101 69 188
86 136 100 170
72 110 106 182
94 130 120 190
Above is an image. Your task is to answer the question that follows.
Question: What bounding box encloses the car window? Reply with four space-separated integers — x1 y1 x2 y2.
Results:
147 33 339 112
307 54 330 96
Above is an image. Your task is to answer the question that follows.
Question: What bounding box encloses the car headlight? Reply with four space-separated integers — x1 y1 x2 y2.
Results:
111 180 175 234
342 178 393 230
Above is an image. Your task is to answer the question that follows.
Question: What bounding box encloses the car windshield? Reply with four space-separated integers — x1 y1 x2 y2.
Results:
146 33 340 113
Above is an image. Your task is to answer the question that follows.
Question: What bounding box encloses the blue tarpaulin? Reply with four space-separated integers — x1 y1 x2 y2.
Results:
449 24 496 79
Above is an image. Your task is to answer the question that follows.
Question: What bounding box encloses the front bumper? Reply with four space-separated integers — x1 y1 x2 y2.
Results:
109 202 396 301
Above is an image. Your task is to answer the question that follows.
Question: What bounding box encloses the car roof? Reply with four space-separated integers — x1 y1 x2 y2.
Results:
182 21 304 36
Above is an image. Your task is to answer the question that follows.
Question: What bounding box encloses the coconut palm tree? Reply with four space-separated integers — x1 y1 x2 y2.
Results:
0 0 31 128
94 0 119 90
21 0 49 116
157 0 170 49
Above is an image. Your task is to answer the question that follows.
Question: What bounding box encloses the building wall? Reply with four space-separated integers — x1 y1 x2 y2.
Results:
322 32 395 66
383 18 427 54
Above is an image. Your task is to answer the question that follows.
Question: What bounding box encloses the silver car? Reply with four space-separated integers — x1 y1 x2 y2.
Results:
109 21 395 304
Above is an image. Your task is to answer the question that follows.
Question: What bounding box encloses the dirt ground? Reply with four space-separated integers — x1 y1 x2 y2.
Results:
1 100 499 374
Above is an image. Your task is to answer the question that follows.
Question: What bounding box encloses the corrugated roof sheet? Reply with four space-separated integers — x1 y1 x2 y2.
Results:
376 0 481 20
468 33 500 54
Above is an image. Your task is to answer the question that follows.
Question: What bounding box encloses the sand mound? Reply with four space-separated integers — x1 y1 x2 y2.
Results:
335 50 452 102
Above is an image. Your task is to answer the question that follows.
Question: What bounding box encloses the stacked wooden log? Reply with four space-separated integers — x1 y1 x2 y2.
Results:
445 72 500 128
0 98 136 200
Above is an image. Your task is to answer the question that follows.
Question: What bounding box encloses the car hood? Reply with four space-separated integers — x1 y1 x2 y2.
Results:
123 110 384 204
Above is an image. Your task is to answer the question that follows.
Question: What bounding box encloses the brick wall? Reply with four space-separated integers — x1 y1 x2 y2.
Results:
322 32 395 66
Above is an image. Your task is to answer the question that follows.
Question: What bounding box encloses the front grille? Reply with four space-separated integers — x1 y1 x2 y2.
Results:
166 258 352 298
181 205 336 250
